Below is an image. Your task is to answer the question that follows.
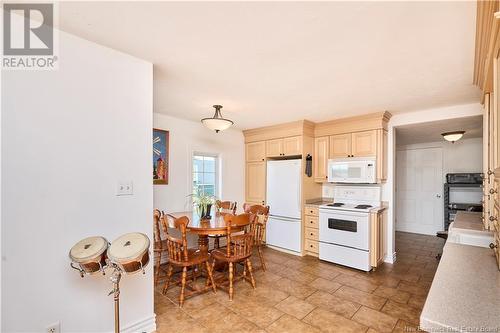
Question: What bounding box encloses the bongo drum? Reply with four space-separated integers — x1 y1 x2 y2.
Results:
69 236 109 277
108 232 150 274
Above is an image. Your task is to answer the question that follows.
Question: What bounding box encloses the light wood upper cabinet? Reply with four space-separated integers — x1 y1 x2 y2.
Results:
329 134 351 158
266 136 302 157
266 139 283 157
283 136 302 156
352 130 377 157
245 161 266 204
314 136 329 182
246 141 266 162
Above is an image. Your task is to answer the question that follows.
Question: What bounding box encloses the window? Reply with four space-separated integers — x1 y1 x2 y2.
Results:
192 153 218 197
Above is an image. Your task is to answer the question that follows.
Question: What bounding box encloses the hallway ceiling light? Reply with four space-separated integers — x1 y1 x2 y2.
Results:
201 105 234 133
441 131 465 143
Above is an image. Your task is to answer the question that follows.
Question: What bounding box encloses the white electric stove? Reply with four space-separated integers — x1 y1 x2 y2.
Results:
319 186 381 271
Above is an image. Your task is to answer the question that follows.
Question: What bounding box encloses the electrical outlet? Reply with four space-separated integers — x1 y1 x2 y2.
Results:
46 322 60 333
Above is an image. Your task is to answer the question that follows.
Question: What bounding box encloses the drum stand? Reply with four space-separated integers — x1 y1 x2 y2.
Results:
108 267 122 333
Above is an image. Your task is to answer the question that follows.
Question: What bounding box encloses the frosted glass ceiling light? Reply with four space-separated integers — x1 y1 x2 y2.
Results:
201 105 234 133
441 131 465 143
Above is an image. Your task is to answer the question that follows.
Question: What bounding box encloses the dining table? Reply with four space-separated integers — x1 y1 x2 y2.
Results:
169 208 249 255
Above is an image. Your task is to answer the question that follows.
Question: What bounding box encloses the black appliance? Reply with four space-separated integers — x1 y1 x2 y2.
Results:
443 173 483 230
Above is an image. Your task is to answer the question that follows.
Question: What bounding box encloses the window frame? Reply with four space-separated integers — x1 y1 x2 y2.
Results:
191 151 220 199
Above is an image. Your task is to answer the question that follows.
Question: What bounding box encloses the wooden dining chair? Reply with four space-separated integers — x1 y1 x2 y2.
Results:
211 213 256 300
162 215 217 307
209 200 237 249
153 209 169 286
243 203 270 271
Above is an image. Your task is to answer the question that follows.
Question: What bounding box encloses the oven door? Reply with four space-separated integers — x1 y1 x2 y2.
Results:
319 210 370 250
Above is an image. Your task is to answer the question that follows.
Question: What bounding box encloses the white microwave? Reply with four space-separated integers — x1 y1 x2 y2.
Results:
327 157 376 183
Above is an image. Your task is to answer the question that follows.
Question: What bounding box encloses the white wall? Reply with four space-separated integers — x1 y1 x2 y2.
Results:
2 28 154 332
384 103 482 262
396 137 483 182
153 113 245 213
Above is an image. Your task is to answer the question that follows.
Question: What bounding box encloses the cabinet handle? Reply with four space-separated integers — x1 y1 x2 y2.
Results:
489 216 497 222
310 245 313 248
262 159 264 161
488 170 494 176
490 188 497 194
310 233 313 236
490 243 498 249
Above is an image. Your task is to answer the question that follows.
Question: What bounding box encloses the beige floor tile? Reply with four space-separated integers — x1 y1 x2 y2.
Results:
227 297 285 328
274 295 316 319
381 301 421 325
391 319 419 333
241 283 290 305
334 285 388 310
334 274 380 293
267 314 322 333
310 277 343 293
407 294 427 310
397 281 429 296
299 264 341 280
201 311 262 333
373 285 411 304
306 290 361 318
303 308 368 333
272 277 316 299
352 306 398 332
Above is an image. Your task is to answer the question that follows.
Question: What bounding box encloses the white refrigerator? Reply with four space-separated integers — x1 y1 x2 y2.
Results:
266 159 302 254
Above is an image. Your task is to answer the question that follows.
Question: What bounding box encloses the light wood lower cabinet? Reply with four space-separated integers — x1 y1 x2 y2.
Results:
370 208 387 268
304 205 319 256
245 162 266 205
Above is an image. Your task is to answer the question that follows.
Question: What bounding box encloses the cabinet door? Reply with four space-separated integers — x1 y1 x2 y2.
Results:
266 139 283 157
314 136 329 182
283 136 302 156
246 141 266 162
352 130 377 157
246 162 266 204
329 134 352 158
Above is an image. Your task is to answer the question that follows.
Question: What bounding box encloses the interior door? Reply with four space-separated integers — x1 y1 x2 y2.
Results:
396 147 443 235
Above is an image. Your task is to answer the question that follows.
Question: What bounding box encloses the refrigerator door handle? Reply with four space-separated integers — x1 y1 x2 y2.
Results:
269 215 301 222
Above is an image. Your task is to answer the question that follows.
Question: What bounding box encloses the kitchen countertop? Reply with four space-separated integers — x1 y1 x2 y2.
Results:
305 198 333 206
420 242 500 332
452 211 484 231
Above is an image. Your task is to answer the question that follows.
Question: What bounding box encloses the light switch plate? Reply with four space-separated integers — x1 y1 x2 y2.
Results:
116 181 133 196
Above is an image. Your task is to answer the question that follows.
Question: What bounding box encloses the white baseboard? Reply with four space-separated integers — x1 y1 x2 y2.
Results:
120 314 156 333
384 252 397 264
266 244 302 256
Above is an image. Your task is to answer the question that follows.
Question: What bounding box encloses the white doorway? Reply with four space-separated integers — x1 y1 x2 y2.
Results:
396 147 444 235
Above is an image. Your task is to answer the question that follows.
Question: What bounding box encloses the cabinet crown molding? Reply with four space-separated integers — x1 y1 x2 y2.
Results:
243 111 391 142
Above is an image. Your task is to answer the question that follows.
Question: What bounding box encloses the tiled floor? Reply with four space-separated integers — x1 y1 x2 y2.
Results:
154 232 444 333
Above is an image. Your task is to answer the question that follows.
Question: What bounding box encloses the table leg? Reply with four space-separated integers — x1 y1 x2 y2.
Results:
198 235 209 255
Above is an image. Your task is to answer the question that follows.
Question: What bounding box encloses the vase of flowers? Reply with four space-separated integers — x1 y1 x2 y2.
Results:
189 188 215 219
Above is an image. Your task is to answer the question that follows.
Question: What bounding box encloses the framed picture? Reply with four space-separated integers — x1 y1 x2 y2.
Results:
153 128 169 184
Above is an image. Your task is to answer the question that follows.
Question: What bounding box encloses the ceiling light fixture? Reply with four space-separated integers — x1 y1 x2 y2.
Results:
441 131 465 143
201 105 234 133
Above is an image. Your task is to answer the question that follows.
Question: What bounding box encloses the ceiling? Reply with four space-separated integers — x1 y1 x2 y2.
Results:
396 115 483 145
58 1 480 130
